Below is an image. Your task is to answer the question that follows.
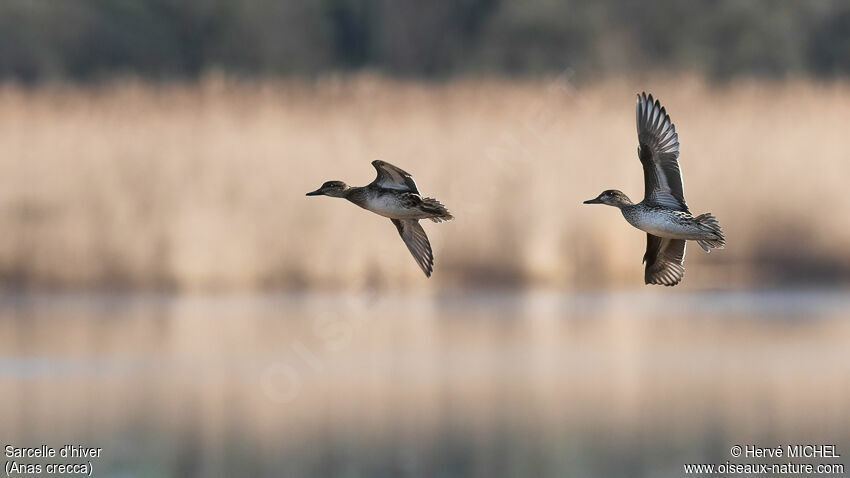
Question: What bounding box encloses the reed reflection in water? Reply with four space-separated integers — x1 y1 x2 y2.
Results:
1 290 848 477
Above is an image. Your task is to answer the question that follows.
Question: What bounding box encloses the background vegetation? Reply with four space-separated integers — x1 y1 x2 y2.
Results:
1 76 849 290
3 0 850 83
1 1 850 290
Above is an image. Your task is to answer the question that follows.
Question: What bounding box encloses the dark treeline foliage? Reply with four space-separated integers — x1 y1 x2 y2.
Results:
2 0 850 82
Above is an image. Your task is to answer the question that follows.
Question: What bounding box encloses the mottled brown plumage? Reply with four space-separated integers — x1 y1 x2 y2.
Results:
584 93 725 286
307 160 452 277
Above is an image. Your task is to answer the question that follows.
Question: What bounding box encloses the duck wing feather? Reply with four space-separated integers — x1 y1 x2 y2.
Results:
637 92 688 211
643 234 686 286
371 160 420 194
391 219 434 277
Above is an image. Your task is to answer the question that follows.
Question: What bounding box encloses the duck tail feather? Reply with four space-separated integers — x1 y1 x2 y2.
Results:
695 213 725 251
421 198 454 222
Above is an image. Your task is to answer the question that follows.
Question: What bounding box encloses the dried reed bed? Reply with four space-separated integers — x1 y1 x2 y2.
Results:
1 76 849 290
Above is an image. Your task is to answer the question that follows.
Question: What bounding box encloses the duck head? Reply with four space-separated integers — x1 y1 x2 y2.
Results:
583 189 633 208
306 180 350 198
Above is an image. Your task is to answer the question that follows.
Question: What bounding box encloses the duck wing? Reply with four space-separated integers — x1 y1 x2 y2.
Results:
391 219 434 277
371 160 420 194
643 234 686 286
636 92 687 211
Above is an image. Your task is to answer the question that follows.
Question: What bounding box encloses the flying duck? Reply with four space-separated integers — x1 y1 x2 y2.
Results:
584 92 725 286
307 160 453 277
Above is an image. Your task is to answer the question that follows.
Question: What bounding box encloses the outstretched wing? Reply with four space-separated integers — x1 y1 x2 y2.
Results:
637 92 687 211
371 160 419 194
391 219 434 277
643 234 686 286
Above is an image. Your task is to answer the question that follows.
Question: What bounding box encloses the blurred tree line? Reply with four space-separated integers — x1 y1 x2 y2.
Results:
2 0 850 82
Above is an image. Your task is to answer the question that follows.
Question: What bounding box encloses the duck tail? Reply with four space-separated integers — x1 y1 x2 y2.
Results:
421 198 454 223
695 213 725 252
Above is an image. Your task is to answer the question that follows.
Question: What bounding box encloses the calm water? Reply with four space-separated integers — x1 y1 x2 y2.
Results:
1 290 849 477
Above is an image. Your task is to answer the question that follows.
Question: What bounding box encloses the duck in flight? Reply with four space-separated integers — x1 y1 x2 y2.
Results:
307 160 453 277
584 92 725 286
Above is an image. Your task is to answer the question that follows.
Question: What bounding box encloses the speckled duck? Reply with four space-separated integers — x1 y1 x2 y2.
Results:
584 92 725 286
307 160 453 277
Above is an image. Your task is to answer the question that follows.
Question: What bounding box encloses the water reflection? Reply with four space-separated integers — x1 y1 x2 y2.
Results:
1 290 848 477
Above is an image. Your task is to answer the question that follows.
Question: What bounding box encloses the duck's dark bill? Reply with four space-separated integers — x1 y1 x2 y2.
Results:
306 189 323 196
583 198 601 204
